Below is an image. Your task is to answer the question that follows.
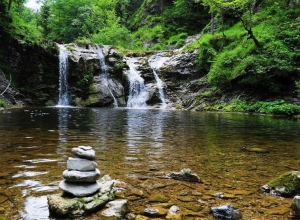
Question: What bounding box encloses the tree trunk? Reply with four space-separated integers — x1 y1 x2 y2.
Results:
210 12 214 34
8 0 13 11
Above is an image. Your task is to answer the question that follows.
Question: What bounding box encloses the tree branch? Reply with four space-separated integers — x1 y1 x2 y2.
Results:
0 69 11 96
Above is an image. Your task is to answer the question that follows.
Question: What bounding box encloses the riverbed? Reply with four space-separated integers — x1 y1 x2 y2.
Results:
0 107 299 219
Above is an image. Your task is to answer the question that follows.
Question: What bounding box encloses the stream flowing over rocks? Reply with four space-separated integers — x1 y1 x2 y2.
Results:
0 36 217 109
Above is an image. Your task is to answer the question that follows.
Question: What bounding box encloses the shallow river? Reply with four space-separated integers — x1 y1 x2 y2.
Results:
0 107 300 219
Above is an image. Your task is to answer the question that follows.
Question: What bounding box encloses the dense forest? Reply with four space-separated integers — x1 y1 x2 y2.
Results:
1 0 300 115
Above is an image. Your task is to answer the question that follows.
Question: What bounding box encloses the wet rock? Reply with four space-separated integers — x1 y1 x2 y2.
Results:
135 215 149 220
67 157 98 171
166 168 202 183
62 169 100 182
144 207 168 217
166 205 181 219
260 171 300 197
210 204 242 220
59 180 101 197
100 199 128 218
48 178 115 217
292 195 300 215
242 146 269 153
161 51 200 79
149 194 169 203
71 146 95 160
125 213 136 220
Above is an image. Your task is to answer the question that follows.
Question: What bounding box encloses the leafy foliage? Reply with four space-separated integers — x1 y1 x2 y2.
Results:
0 99 6 108
206 99 300 116
186 0 300 94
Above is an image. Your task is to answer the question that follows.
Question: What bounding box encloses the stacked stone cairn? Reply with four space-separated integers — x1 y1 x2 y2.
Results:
48 146 119 217
59 146 101 197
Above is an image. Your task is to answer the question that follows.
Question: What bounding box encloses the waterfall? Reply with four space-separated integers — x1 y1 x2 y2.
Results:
96 45 118 107
125 57 148 108
57 45 70 106
148 53 168 108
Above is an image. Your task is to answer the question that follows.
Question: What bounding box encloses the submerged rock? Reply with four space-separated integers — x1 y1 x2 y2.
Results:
166 168 202 183
144 207 168 217
242 146 269 153
260 171 300 197
210 204 242 220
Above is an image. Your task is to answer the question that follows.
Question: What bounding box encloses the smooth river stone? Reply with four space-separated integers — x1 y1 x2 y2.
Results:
71 146 95 160
67 157 98 171
63 169 100 182
59 180 101 197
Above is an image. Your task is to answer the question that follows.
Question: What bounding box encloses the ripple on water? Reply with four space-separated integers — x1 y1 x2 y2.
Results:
24 159 57 163
12 171 48 178
20 196 49 219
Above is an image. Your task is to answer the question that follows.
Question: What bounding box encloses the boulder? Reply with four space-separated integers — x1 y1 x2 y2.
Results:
160 51 201 79
166 168 202 183
62 169 100 183
59 180 101 197
71 146 95 160
67 157 98 171
260 171 300 197
48 177 115 217
292 195 300 216
210 204 242 220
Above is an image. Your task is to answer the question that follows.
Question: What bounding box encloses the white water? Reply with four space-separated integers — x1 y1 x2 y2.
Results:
96 45 118 107
57 45 70 107
125 57 148 108
148 53 169 108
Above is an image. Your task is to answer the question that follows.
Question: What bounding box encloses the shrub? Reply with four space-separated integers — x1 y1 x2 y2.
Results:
0 99 6 108
202 91 212 98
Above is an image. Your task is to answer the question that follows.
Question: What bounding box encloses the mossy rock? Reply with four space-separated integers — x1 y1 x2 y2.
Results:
149 194 169 203
262 171 300 197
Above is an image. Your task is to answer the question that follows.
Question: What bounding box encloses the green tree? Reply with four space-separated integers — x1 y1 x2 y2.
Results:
200 0 261 46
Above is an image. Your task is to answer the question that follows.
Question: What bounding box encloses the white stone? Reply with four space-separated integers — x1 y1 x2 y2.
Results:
292 195 300 215
67 157 98 171
62 169 100 182
71 147 95 160
101 199 128 217
59 180 101 197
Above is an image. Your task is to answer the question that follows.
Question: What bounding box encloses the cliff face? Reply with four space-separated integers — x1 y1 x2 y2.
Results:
0 33 58 106
1 36 299 109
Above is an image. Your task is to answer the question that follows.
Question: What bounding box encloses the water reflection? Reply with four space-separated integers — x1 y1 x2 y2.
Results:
0 108 300 219
57 108 69 155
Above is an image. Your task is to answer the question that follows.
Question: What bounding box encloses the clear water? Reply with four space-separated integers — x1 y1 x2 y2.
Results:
0 108 299 219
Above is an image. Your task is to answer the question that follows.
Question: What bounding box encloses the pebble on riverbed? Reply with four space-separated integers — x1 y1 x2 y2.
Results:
166 168 202 183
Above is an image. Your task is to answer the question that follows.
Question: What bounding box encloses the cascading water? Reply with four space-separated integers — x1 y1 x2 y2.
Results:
125 57 148 108
148 53 169 108
96 45 118 107
57 45 70 106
